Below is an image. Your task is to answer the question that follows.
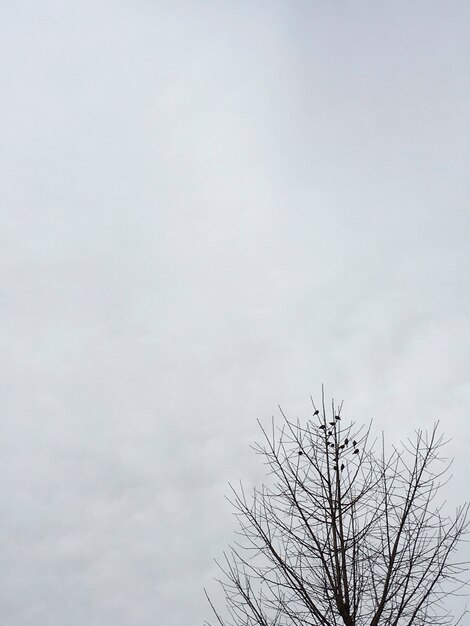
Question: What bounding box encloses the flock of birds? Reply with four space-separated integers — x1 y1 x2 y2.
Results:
297 410 360 471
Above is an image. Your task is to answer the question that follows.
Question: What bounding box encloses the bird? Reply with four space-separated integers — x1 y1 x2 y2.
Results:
319 424 326 430
328 430 332 435
333 465 338 471
329 443 334 448
313 409 319 416
335 415 341 420
353 440 357 446
341 463 345 471
340 444 345 450
353 449 359 455
329 421 336 426
298 450 303 455
344 438 349 445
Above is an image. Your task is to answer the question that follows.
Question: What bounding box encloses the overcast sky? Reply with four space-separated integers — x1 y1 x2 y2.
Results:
1 2 470 625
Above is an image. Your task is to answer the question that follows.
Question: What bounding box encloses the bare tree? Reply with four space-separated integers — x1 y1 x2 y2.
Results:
205 395 469 626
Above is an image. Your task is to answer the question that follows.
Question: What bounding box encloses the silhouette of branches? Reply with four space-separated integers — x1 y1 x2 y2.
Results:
205 395 469 626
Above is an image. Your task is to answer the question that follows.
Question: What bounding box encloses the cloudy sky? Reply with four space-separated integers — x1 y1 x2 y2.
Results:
1 2 470 624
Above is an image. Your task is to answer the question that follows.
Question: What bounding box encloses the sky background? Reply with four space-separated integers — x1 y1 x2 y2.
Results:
1 2 470 625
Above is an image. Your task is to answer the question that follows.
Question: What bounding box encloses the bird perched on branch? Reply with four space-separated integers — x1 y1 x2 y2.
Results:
335 415 341 420
353 449 359 455
298 450 303 455
313 409 319 416
344 438 349 445
319 424 326 430
341 463 345 471
353 440 357 447
329 422 336 426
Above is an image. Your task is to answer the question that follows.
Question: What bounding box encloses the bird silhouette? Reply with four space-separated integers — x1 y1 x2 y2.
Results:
340 444 345 450
341 463 345 471
328 430 332 435
329 421 336 426
353 449 359 455
353 440 357 446
313 409 319 416
298 450 303 455
344 438 349 445
319 424 326 430
335 415 341 420
333 465 338 471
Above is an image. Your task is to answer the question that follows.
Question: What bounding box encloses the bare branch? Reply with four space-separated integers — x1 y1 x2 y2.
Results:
205 398 469 626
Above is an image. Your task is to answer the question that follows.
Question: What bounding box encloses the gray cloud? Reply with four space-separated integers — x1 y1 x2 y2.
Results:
1 2 470 624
